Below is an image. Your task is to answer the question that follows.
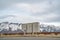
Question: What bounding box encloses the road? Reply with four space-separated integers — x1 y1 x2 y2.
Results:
0 37 60 40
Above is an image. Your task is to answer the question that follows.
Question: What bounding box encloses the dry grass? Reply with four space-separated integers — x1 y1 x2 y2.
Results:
0 34 60 38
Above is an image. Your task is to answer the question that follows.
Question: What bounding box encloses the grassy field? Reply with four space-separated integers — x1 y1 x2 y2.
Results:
0 34 60 38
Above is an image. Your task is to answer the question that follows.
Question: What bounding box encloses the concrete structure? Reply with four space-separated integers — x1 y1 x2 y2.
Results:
21 22 40 33
33 22 39 32
26 23 33 33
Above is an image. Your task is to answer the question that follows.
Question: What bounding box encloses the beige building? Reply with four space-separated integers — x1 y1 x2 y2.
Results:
21 22 40 33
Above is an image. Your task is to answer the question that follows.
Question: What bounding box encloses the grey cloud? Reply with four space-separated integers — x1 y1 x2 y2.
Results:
0 0 45 10
0 0 60 23
31 0 60 22
45 15 60 22
32 0 60 16
0 0 59 10
0 15 15 19
0 0 44 3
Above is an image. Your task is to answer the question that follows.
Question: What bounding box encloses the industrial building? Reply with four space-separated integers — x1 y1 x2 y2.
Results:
21 22 40 33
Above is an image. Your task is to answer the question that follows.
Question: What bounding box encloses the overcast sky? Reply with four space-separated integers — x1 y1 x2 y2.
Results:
0 0 60 26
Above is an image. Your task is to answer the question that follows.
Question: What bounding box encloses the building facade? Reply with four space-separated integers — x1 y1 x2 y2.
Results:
21 22 40 33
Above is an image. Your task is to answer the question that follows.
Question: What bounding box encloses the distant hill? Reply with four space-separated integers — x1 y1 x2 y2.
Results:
0 22 60 33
